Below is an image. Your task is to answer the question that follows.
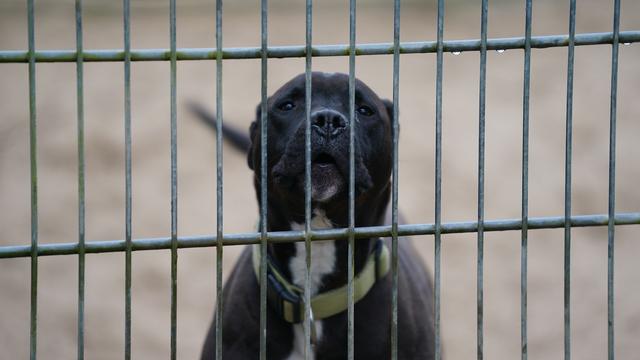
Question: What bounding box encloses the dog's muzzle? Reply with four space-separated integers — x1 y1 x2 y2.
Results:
272 113 373 202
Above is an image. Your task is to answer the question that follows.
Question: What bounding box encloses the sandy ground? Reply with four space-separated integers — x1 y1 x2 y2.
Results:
1 0 639 359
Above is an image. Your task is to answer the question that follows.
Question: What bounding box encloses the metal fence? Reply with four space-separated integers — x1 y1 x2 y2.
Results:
0 0 639 359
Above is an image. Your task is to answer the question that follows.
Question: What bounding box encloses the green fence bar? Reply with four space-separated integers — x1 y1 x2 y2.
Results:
2 213 639 259
521 0 533 359
169 0 178 357
347 0 356 358
563 0 577 358
123 0 133 357
214 0 224 359
477 0 488 358
2 31 638 63
607 0 621 359
259 1 269 359
74 0 86 358
390 0 400 358
27 0 38 357
434 0 444 358
303 0 313 358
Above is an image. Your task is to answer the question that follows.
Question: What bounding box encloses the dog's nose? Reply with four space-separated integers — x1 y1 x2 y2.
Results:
311 109 348 137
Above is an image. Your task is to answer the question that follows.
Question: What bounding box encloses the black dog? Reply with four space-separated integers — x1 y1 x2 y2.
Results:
196 72 435 359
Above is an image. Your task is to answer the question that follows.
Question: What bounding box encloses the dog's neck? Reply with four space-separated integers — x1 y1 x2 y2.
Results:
263 183 390 295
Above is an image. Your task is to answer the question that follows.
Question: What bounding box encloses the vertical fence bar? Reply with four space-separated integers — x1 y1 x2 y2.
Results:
563 0 576 359
347 0 356 358
607 0 620 359
75 0 86 358
521 0 532 359
123 0 133 357
434 0 444 358
169 0 178 357
477 0 488 358
214 0 224 359
27 0 38 358
390 0 400 358
259 0 269 358
303 0 313 358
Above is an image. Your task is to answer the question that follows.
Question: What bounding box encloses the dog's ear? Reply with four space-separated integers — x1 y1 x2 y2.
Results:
382 99 394 121
247 121 257 170
382 99 400 140
246 104 261 170
382 99 399 135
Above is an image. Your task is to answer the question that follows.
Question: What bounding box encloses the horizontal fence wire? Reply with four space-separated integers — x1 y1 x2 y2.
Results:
2 213 638 259
1 31 638 63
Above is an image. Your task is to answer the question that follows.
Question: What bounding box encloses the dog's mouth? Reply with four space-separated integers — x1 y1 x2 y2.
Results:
310 152 344 202
313 152 337 167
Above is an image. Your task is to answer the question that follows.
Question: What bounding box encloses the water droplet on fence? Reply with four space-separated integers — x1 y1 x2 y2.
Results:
496 49 505 54
451 51 461 56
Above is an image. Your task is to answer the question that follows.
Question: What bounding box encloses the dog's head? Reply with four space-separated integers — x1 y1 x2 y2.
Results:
247 72 394 218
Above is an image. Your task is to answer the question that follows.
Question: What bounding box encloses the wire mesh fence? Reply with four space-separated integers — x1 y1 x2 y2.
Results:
0 0 639 359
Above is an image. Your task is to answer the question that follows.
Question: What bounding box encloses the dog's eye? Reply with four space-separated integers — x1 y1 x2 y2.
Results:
357 105 374 116
277 101 296 111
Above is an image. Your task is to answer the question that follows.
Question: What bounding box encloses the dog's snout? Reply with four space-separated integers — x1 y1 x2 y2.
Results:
312 109 348 137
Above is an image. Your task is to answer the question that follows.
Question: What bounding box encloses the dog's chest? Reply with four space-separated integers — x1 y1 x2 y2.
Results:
288 210 336 294
287 210 335 360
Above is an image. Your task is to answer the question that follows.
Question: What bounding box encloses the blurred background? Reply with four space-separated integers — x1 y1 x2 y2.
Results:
1 0 639 358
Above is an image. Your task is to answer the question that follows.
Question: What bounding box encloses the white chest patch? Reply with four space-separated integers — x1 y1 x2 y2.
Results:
287 210 336 360
286 322 324 360
289 210 336 294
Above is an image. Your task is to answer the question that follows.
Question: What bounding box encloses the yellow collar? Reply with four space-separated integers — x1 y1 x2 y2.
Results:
252 239 390 323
